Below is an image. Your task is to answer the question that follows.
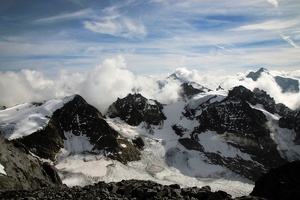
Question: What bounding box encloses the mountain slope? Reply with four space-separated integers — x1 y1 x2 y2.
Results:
104 85 300 182
17 95 141 164
0 133 62 191
1 69 299 197
107 93 166 132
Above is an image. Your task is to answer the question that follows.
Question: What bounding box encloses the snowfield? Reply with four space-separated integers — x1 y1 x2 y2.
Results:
6 89 300 197
54 99 254 198
0 95 75 140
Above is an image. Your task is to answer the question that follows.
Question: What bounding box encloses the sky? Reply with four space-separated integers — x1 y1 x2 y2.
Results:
0 0 300 76
0 0 300 112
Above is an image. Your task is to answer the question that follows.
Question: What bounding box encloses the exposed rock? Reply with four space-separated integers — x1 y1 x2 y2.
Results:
0 179 263 200
178 86 287 180
279 111 300 144
16 95 141 164
250 161 300 200
180 82 211 99
246 68 269 81
107 93 166 128
0 133 62 191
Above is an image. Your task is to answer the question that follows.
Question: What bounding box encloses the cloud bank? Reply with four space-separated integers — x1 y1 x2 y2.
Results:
0 56 299 112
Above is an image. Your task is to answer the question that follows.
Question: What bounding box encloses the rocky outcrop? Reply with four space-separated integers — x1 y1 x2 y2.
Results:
0 179 266 200
16 95 141 164
0 133 62 191
107 93 166 128
180 82 211 99
228 86 300 144
279 111 300 144
178 86 288 180
250 161 300 200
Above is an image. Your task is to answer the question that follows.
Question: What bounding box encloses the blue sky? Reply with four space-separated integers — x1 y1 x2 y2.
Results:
0 0 299 76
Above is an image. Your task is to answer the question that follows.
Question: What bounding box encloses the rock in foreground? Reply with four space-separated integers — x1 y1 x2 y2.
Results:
0 179 266 200
0 133 62 191
250 161 300 200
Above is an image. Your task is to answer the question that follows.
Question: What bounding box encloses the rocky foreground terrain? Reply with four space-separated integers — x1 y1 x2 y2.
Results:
1 160 300 200
0 179 264 200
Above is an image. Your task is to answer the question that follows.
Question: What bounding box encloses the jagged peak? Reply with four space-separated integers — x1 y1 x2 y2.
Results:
246 67 270 81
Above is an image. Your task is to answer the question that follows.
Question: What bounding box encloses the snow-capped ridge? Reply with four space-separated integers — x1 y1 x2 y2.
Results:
0 95 76 140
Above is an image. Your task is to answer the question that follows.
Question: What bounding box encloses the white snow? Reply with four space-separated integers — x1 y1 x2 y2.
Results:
63 131 94 154
55 132 254 197
250 103 300 160
198 131 252 160
0 164 7 176
188 90 228 109
55 98 254 197
147 99 157 105
55 154 112 186
120 143 127 148
0 95 75 140
0 90 260 197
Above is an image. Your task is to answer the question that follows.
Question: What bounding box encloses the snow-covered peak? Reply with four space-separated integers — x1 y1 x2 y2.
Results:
0 95 75 140
246 67 269 81
246 68 300 93
187 90 228 110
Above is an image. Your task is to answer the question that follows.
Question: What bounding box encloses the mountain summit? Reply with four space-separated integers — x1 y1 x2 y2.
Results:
246 68 299 93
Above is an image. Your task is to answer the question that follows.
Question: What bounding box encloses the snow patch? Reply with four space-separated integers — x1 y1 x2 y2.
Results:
63 131 94 155
55 154 113 187
0 164 7 176
0 95 75 140
188 90 228 109
120 143 127 148
198 131 252 160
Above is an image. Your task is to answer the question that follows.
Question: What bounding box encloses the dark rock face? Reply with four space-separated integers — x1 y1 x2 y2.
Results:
178 86 287 180
180 82 211 99
107 93 166 127
0 133 62 191
0 179 266 200
229 86 300 144
246 68 268 81
17 95 141 164
250 161 300 200
275 76 299 93
279 111 300 144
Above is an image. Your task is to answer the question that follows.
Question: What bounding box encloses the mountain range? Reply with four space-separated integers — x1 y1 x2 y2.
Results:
0 68 299 198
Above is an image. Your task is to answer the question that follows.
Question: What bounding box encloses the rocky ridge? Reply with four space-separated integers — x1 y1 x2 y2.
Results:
107 93 166 132
16 95 141 164
172 85 297 180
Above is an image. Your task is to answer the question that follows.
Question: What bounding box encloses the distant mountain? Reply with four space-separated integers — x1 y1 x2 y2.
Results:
246 67 300 93
107 93 166 132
